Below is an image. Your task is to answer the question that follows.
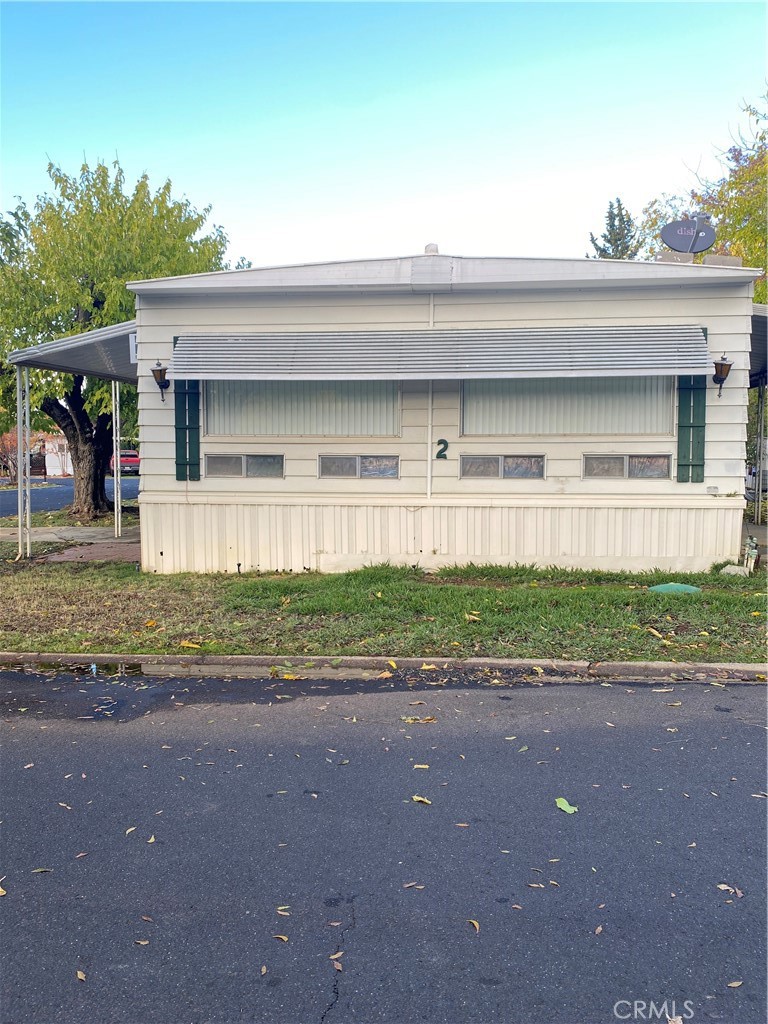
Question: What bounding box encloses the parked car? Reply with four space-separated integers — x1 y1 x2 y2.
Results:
110 449 140 475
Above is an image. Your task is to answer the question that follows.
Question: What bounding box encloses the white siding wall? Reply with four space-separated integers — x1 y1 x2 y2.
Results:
135 284 751 573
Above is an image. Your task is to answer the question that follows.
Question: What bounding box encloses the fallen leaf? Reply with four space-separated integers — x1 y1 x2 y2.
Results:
179 639 201 649
605 722 615 728
531 666 544 676
388 660 398 669
420 664 438 670
527 883 545 889
329 952 344 960
555 797 578 814
31 868 53 874
647 627 664 638
23 763 34 769
467 919 480 933
411 795 432 805
594 925 603 935
518 746 529 753
511 904 522 910
272 935 289 942
726 981 743 988
665 701 683 707
145 620 156 627
333 960 343 971
403 881 420 888
125 827 137 835
282 673 305 680
147 835 156 844
717 884 735 894
141 916 153 922
76 970 86 982
377 671 393 680
464 612 481 622
277 909 290 917
413 764 429 770
134 939 150 946
75 852 88 859
260 966 267 976
455 823 470 827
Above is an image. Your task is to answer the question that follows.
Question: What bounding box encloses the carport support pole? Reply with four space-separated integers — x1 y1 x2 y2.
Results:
111 380 122 538
16 366 31 558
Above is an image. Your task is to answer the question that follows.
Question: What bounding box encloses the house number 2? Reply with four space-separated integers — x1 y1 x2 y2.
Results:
435 439 449 459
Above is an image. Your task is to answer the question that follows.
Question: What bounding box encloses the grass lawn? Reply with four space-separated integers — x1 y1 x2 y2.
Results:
0 504 139 529
0 550 764 662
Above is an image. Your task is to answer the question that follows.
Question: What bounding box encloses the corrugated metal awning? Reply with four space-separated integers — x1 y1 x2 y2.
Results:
171 325 709 380
7 320 138 384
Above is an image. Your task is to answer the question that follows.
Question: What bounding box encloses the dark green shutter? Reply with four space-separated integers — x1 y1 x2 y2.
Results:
677 375 706 482
174 378 201 482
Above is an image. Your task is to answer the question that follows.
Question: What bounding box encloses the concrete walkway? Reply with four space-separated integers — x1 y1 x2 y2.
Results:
0 525 140 543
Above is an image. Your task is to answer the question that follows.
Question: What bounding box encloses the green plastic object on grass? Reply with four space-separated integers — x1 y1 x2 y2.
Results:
647 583 702 594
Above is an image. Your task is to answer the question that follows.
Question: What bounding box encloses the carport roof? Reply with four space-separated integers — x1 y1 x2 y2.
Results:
7 320 137 384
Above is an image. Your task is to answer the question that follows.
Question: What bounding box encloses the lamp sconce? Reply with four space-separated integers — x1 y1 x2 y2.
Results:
151 361 170 402
712 354 732 398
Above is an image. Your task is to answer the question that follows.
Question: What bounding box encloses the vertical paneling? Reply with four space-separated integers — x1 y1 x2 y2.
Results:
140 500 743 574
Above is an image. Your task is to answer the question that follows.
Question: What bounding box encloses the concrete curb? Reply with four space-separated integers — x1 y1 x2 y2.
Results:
0 651 764 682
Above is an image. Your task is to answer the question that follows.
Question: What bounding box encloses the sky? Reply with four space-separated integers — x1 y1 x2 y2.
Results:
0 1 765 268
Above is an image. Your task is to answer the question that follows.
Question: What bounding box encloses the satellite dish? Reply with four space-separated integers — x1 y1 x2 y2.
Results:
660 215 716 254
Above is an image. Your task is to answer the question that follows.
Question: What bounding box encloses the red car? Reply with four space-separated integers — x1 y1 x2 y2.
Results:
109 449 140 475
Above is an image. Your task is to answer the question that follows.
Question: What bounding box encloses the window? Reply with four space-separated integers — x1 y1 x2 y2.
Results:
460 455 545 479
583 455 671 479
319 455 399 479
205 380 400 436
462 377 674 436
206 454 284 478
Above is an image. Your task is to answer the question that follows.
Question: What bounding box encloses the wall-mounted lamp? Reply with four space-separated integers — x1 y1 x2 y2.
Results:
151 361 170 402
712 354 732 398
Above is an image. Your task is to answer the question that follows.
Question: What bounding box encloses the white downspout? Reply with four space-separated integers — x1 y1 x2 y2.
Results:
426 380 433 500
426 292 435 499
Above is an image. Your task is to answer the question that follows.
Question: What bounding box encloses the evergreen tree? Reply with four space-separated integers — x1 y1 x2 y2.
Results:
587 198 641 260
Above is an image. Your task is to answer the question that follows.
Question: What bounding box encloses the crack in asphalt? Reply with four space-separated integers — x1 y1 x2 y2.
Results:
319 895 357 1024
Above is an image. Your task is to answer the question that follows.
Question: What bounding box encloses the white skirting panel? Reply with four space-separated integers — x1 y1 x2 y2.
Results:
139 498 744 574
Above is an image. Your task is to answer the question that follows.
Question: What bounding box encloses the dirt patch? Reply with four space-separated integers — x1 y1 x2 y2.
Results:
44 542 142 563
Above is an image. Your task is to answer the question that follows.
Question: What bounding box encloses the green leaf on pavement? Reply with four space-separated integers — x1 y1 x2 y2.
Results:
555 797 578 814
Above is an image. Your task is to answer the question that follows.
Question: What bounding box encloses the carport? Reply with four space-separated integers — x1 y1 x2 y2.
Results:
7 320 137 557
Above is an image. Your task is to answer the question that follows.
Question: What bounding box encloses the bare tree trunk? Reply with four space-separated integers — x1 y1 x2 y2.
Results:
41 375 113 520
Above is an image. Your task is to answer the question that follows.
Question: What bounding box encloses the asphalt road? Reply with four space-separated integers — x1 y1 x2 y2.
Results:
0 672 765 1024
0 477 140 519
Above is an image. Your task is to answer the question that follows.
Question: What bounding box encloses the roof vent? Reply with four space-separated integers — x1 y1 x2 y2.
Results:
424 243 439 255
